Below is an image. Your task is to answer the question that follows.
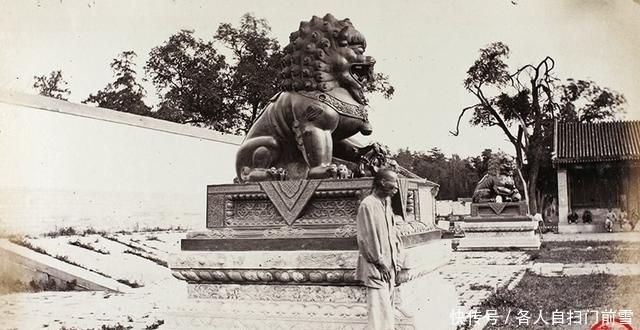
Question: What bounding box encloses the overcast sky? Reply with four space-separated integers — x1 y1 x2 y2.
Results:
1 0 638 158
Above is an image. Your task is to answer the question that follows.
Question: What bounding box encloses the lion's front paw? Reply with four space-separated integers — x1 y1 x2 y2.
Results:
308 164 337 179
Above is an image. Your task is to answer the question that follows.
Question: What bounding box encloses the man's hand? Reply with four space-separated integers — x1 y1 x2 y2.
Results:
376 264 391 283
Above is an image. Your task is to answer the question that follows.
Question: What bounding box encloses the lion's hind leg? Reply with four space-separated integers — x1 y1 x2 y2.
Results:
235 136 281 182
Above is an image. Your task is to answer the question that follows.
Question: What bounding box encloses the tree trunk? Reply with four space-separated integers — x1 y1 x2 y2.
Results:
517 167 530 214
251 103 259 124
526 150 542 214
528 172 538 214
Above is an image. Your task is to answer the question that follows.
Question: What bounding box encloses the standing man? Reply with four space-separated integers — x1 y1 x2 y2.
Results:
356 168 402 330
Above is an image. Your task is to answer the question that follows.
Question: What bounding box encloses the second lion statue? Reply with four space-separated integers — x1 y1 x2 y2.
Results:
235 14 380 183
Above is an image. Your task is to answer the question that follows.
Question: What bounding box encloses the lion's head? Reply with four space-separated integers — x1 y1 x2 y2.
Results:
281 14 376 105
488 151 516 176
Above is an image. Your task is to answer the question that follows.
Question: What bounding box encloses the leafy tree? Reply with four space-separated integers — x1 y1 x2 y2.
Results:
145 30 237 132
125 14 394 135
213 13 395 133
452 42 625 212
470 148 493 179
214 13 284 133
392 147 480 200
33 70 70 100
363 72 395 99
84 51 151 115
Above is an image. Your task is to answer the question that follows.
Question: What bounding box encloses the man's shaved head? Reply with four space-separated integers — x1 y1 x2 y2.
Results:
373 168 399 197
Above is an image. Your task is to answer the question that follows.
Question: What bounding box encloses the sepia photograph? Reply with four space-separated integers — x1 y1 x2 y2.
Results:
1 0 639 329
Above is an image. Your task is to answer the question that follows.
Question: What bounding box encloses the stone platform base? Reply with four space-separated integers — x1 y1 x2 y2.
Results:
455 202 541 251
557 223 600 234
168 240 456 329
456 220 541 251
164 269 458 330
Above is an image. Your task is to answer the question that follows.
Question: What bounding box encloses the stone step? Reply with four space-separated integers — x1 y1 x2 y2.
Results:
455 236 541 251
460 221 537 232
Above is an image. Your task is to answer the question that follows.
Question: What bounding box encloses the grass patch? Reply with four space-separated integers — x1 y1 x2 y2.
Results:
9 237 48 255
54 255 85 268
116 278 143 288
527 240 640 264
103 236 145 252
43 226 110 238
83 227 109 236
53 255 112 279
479 272 640 329
44 227 79 238
114 225 186 235
470 283 495 291
68 239 110 255
61 324 133 330
123 249 168 267
145 319 165 329
145 235 162 242
138 225 185 232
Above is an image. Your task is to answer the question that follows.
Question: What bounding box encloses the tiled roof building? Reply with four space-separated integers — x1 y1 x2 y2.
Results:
554 120 640 164
554 120 640 233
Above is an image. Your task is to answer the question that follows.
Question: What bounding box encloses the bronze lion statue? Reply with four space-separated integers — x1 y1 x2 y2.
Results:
472 152 522 203
235 14 379 182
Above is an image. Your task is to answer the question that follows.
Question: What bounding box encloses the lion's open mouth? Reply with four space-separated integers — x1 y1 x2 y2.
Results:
350 63 374 86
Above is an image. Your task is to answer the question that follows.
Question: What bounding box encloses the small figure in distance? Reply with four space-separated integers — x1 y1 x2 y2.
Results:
582 209 593 224
630 209 639 231
568 209 579 224
619 208 628 229
605 208 614 233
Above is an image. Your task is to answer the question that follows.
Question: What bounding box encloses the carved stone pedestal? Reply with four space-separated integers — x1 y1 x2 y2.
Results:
168 240 455 330
455 202 541 251
168 178 459 329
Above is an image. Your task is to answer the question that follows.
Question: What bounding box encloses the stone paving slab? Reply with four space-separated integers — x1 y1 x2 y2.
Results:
0 290 175 330
533 262 640 276
542 232 640 242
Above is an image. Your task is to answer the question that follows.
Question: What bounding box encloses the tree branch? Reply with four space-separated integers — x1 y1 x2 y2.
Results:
450 104 481 136
476 88 520 146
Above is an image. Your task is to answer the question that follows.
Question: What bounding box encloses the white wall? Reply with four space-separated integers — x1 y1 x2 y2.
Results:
0 91 242 235
435 200 471 217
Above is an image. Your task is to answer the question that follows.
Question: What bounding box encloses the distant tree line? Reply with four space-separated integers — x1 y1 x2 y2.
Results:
32 13 394 135
392 147 500 201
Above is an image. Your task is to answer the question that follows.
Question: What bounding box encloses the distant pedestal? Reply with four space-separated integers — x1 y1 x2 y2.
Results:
455 202 541 251
168 178 458 330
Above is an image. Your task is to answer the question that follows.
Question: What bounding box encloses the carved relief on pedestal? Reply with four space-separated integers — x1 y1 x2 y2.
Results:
208 180 370 231
188 283 367 303
296 199 359 225
333 225 357 238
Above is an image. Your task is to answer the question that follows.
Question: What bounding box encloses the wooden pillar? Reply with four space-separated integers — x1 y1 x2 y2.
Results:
557 168 570 233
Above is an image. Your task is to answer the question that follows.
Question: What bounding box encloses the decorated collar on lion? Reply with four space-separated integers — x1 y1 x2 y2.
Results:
235 14 388 183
